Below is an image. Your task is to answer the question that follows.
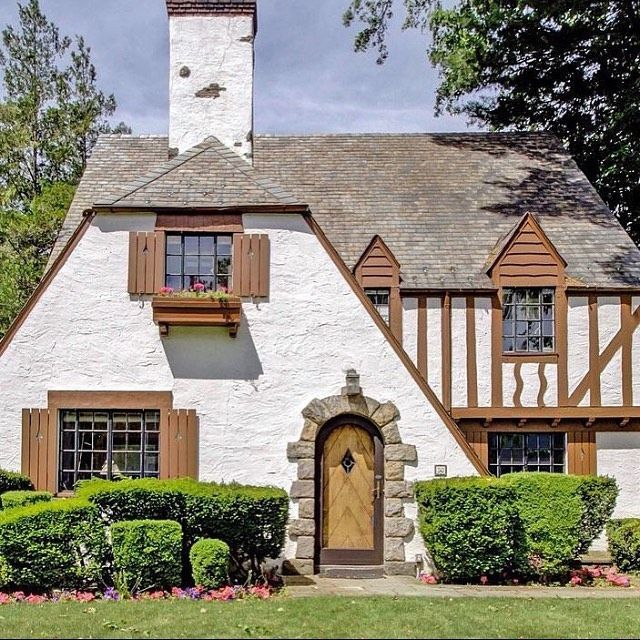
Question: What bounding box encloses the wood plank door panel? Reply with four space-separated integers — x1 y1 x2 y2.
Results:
318 422 384 566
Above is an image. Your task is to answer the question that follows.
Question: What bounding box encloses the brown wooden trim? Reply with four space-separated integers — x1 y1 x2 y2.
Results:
417 296 427 379
568 431 597 475
458 418 640 433
491 295 503 407
502 353 559 364
569 299 640 406
401 289 497 297
0 213 94 358
513 362 524 408
96 204 309 215
442 293 452 412
128 231 138 293
152 296 242 337
588 295 601 406
567 287 640 295
154 231 166 292
21 409 57 493
156 213 244 232
466 296 478 408
621 295 633 406
453 406 640 420
303 214 489 476
389 286 403 344
48 390 173 410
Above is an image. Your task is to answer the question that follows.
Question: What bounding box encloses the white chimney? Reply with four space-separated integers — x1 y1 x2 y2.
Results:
167 0 256 161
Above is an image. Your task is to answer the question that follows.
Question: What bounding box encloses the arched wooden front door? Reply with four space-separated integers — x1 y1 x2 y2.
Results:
317 419 384 566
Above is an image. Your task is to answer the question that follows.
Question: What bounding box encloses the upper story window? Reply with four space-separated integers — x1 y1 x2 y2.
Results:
59 410 160 492
502 288 555 353
165 233 232 293
365 288 390 324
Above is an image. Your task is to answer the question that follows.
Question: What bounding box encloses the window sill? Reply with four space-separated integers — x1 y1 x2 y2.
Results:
502 353 559 363
152 295 242 338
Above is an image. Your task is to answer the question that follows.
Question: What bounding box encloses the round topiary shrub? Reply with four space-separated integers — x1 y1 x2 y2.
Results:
190 538 230 589
110 520 182 591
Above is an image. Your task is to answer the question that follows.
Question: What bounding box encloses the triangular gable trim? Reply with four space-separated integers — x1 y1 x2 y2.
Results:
354 235 401 273
485 212 567 275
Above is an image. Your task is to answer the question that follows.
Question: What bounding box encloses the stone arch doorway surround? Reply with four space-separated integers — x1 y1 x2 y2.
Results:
286 377 418 576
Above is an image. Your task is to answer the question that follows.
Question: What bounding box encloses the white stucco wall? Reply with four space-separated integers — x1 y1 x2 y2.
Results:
597 432 640 519
568 296 589 399
426 298 442 402
598 296 622 406
450 297 467 407
169 15 254 158
0 212 479 564
474 297 492 407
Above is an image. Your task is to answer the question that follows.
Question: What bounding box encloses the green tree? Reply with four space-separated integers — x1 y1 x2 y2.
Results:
0 0 129 337
344 0 640 242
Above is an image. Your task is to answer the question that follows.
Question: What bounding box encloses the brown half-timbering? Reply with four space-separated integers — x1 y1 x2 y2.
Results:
417 297 428 379
354 236 402 343
491 296 503 407
588 295 601 406
23 391 198 493
442 293 452 411
621 295 633 406
569 300 640 407
466 297 478 408
156 213 243 232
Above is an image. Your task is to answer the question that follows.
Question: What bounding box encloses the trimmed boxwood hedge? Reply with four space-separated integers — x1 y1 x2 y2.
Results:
415 473 618 584
111 520 182 590
0 491 53 510
77 478 289 574
607 519 640 572
0 499 107 592
190 538 230 589
0 469 33 494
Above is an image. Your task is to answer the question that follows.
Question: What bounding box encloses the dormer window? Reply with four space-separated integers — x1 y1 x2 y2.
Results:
365 288 390 324
503 288 555 353
165 233 232 292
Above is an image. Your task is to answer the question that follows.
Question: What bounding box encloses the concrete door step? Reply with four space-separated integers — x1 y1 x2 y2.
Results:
319 565 384 579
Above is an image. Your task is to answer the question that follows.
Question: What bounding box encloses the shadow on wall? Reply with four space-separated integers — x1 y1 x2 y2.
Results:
161 318 263 380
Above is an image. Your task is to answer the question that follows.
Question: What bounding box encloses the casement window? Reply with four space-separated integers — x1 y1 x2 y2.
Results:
58 410 160 491
489 432 565 477
365 288 390 324
502 288 555 353
165 233 233 292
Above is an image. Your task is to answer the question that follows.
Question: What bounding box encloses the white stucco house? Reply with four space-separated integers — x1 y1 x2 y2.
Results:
1 0 639 577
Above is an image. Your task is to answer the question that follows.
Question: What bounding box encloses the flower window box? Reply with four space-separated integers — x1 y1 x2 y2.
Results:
152 289 242 337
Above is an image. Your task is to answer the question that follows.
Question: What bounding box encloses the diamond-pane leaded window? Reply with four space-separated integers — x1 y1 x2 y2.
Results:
365 288 390 324
502 288 555 353
59 410 160 491
489 432 565 477
165 233 232 293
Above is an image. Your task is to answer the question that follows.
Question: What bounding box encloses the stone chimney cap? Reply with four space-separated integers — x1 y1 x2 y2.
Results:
166 0 256 16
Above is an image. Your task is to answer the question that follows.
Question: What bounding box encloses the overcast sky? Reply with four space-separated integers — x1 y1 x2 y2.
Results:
0 0 477 135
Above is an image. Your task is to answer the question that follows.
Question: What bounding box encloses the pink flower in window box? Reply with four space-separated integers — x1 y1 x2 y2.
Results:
193 283 206 293
217 286 228 294
159 287 174 296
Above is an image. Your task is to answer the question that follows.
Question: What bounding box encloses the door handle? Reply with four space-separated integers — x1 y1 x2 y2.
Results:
372 480 382 500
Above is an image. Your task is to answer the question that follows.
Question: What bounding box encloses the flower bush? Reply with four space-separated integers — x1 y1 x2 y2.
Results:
568 565 633 588
157 286 231 301
0 584 274 605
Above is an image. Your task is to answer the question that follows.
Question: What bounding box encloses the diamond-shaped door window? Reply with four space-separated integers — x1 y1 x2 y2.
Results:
341 449 356 474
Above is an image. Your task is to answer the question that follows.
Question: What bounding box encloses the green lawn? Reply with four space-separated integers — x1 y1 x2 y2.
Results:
0 596 639 639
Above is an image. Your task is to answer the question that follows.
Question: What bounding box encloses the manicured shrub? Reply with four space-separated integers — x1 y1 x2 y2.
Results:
416 473 619 584
0 499 107 592
78 478 289 574
0 491 53 510
607 519 640 572
190 538 230 589
110 520 182 590
414 477 520 583
575 476 618 553
0 469 33 494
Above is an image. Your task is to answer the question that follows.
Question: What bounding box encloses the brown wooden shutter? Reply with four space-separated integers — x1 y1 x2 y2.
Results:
567 431 597 475
159 409 198 479
128 231 166 294
232 234 270 298
21 409 57 493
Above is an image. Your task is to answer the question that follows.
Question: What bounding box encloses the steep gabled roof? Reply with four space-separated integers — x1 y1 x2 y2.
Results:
94 137 304 211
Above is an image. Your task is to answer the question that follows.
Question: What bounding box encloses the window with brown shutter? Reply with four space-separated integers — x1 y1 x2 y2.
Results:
159 409 198 479
22 409 57 493
128 231 166 295
232 234 270 298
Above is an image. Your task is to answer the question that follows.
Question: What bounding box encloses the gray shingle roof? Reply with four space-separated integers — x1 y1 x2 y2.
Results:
94 137 302 210
50 132 640 289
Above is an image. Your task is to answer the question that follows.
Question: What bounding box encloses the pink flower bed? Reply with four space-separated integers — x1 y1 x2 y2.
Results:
0 585 273 605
